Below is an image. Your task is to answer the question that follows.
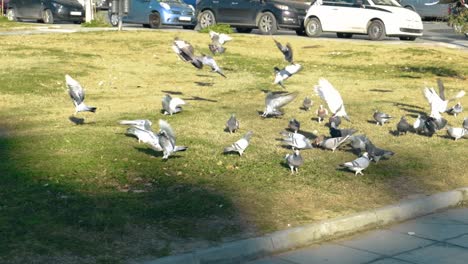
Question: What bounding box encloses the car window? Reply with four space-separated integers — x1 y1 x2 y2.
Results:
371 0 399 6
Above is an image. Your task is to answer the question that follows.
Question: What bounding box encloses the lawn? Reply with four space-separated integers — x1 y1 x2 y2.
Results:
0 29 467 263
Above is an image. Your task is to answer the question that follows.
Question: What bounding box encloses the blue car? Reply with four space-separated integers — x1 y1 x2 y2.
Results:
109 0 196 29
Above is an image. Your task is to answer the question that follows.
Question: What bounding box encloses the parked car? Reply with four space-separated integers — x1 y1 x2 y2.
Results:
398 0 450 19
304 0 424 40
109 0 196 29
6 0 85 23
182 0 196 7
1 0 10 14
195 0 310 35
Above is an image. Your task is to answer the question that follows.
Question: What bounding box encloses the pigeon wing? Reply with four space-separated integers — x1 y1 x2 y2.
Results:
314 78 346 116
266 92 298 110
66 74 85 105
437 78 446 100
162 94 172 113
159 119 176 144
285 43 293 63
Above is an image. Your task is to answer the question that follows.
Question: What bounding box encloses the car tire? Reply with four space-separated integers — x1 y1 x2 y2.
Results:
305 17 322 37
182 25 195 30
236 27 252 33
337 32 353 38
42 9 54 24
109 13 119 27
399 36 416 41
257 12 277 35
295 29 306 36
6 8 18 21
199 10 216 29
368 20 385 41
148 12 161 28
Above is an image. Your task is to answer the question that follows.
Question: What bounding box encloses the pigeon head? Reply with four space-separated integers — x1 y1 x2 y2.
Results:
362 152 369 159
294 149 300 156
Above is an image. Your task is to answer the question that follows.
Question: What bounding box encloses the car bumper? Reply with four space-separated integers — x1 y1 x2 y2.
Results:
277 10 305 29
54 8 85 21
160 10 196 26
386 21 424 37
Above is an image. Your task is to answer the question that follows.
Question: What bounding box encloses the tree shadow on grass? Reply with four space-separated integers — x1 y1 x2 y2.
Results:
398 66 464 79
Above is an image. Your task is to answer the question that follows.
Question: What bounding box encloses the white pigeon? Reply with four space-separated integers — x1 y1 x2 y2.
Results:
262 92 297 117
273 63 302 88
223 131 253 156
341 152 371 176
314 78 350 121
413 114 425 134
66 74 97 115
281 131 313 149
120 119 161 149
119 119 152 131
447 127 467 141
423 79 465 118
162 94 186 115
209 31 232 45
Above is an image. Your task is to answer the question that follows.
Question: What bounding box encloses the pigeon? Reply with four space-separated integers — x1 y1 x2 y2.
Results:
446 102 463 116
396 116 410 135
262 92 297 117
340 152 371 176
119 119 152 131
373 111 393 126
349 135 369 154
200 55 226 77
125 127 161 148
432 117 447 130
288 118 300 133
273 63 302 88
157 119 188 159
226 114 239 133
172 38 202 69
365 140 394 162
329 122 357 138
66 74 97 114
314 135 350 152
422 117 438 137
224 131 253 156
413 114 426 134
464 117 468 130
447 127 466 141
209 31 232 55
302 97 312 111
329 115 341 128
316 105 328 123
423 79 465 118
281 131 313 150
162 94 186 115
314 78 350 121
284 149 303 174
273 39 293 63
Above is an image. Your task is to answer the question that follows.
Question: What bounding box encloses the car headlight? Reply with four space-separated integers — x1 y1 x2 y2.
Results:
52 2 63 9
189 4 194 11
275 4 289 11
160 2 170 10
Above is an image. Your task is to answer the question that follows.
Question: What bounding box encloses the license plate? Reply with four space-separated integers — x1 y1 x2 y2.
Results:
179 16 191 21
70 11 82 16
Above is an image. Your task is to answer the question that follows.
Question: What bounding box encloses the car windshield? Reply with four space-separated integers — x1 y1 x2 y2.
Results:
159 0 183 3
371 0 400 6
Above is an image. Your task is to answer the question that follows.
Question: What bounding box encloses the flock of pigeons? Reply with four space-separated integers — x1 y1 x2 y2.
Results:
65 31 467 175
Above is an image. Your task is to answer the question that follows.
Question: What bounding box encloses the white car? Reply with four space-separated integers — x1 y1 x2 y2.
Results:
304 0 423 40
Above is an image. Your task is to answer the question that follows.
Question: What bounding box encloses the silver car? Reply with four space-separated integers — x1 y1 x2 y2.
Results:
398 0 450 19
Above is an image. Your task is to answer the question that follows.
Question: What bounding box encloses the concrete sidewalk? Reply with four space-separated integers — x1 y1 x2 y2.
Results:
249 207 468 264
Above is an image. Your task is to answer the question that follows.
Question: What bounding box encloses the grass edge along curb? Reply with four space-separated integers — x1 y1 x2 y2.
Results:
135 187 468 264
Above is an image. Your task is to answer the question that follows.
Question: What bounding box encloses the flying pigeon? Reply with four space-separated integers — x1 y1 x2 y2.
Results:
224 131 253 156
302 97 312 111
119 119 152 131
446 102 463 116
464 117 468 130
172 38 202 69
329 115 342 128
66 75 97 115
447 126 467 141
396 116 410 135
162 94 186 115
273 39 293 63
200 55 226 77
157 119 188 159
273 64 302 88
209 31 232 55
365 140 394 162
281 131 313 150
373 111 393 125
329 122 357 138
423 79 465 118
314 78 350 121
314 135 350 152
316 105 328 123
120 120 162 149
284 149 303 174
340 152 371 176
288 118 300 133
226 114 239 133
349 134 369 154
262 92 297 117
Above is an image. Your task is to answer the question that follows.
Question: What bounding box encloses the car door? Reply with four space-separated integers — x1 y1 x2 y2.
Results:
341 0 373 33
16 0 33 17
126 0 147 23
318 0 350 32
216 0 234 23
228 0 257 24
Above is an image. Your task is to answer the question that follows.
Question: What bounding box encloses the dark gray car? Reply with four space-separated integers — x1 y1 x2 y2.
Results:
6 0 84 24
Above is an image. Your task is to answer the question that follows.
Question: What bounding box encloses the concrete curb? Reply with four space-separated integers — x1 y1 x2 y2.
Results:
137 188 468 264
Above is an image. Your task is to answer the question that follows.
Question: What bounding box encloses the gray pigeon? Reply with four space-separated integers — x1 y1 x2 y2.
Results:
396 116 410 135
273 64 302 88
463 117 468 130
224 131 253 156
226 114 239 133
172 38 202 69
262 92 297 117
340 152 371 176
284 149 303 174
316 105 328 123
162 94 186 115
119 119 152 131
329 122 356 138
447 126 466 141
446 102 463 116
208 30 232 55
288 118 300 133
373 110 393 125
200 55 226 77
274 39 293 63
157 119 188 159
329 115 341 128
125 127 160 148
303 97 312 111
281 131 313 150
66 75 97 114
365 140 394 163
349 135 369 154
315 135 350 152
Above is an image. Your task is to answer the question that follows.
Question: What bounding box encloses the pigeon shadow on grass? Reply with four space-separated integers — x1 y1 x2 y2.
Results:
196 74 212 77
369 89 393 93
260 89 288 95
69 116 85 125
399 107 426 117
134 147 183 159
161 90 183 95
183 96 218 103
194 82 214 87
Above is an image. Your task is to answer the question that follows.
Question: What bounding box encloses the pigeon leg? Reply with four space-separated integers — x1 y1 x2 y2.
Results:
295 167 299 173
290 166 294 174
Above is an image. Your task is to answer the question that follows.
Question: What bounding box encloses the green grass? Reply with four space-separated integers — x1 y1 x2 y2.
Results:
0 30 467 263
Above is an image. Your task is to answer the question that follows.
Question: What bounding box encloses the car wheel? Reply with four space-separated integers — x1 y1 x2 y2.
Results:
148 12 161 28
6 8 18 21
368 20 385 40
42 9 54 24
295 29 306 36
182 25 195 30
236 27 252 33
257 12 277 35
109 13 119 27
199 10 216 29
305 17 322 37
399 36 416 41
337 32 353 38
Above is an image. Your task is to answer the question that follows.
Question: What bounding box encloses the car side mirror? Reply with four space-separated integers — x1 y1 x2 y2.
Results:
356 0 364 7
